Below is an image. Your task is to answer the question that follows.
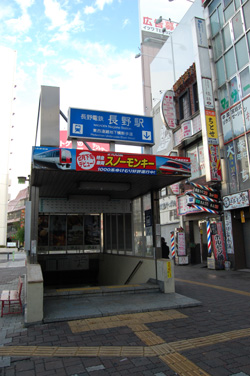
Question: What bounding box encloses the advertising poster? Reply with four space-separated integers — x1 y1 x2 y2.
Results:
32 147 191 177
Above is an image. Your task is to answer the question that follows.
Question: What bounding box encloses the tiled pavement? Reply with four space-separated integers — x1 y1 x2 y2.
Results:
1 254 250 375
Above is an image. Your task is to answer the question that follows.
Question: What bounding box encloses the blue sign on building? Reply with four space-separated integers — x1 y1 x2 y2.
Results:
68 107 154 145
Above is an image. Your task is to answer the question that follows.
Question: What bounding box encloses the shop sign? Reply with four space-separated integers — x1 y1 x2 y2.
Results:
223 191 249 210
177 193 202 215
173 114 201 147
187 196 221 211
195 18 208 48
209 144 222 181
205 110 218 144
193 186 219 200
211 222 227 268
202 78 214 109
177 232 186 256
160 90 176 130
170 183 180 195
141 16 177 36
224 211 234 254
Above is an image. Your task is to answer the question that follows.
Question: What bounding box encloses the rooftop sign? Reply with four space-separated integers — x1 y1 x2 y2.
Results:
68 107 154 146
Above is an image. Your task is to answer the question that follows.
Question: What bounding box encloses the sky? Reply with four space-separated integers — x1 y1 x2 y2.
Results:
1 0 193 200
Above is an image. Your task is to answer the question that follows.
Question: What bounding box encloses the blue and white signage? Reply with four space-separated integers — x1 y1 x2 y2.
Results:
68 107 154 145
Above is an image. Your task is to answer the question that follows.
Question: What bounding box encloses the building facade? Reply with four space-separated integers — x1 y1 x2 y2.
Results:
203 0 250 268
0 46 17 245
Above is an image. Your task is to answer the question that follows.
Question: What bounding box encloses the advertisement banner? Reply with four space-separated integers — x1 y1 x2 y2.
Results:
32 147 191 177
211 222 227 267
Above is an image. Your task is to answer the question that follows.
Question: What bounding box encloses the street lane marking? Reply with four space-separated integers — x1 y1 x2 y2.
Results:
175 278 250 296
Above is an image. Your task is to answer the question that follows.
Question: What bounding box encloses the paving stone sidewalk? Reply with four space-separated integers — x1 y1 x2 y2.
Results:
1 260 250 375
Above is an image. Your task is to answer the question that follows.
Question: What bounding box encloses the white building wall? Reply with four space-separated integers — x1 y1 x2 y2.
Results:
0 47 16 245
150 0 204 128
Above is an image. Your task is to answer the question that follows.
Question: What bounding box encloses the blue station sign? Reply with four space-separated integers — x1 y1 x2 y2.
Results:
68 107 154 145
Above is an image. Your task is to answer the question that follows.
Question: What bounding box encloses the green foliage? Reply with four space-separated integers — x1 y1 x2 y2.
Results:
14 226 25 244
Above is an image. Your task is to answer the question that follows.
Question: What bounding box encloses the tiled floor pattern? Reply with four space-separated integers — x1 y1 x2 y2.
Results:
1 308 250 375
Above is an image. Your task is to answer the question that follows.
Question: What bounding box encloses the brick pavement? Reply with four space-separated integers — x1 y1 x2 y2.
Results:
1 262 250 375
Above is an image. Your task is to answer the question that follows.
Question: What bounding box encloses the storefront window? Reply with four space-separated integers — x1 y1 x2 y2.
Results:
247 31 250 50
218 84 230 112
243 95 250 131
84 215 100 250
231 103 245 137
224 2 234 22
38 215 49 246
186 142 205 179
221 109 233 142
240 67 250 97
210 10 220 36
232 11 243 40
229 76 239 105
49 215 66 247
213 34 224 59
67 215 83 246
225 47 237 78
226 142 238 192
236 136 250 190
243 0 250 29
235 37 249 70
222 24 232 50
216 58 226 86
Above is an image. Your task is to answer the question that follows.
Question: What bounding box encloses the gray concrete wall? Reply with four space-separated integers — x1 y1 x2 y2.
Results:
98 254 157 285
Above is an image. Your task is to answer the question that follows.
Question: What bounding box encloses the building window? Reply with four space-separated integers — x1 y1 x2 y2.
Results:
179 91 190 120
193 83 199 112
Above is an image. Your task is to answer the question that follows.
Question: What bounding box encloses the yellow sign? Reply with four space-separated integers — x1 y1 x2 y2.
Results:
205 110 218 140
167 261 172 278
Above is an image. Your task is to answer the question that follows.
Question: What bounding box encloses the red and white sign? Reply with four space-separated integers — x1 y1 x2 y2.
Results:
160 90 176 130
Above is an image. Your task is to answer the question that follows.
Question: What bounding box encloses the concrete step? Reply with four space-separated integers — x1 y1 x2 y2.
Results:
44 282 161 299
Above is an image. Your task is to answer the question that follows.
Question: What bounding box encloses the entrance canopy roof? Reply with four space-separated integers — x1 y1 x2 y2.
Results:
30 147 191 200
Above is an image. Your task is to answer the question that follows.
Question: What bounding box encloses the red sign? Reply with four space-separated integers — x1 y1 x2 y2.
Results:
76 150 156 172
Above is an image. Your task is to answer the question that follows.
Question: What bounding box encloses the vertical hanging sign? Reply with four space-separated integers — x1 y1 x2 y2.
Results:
193 17 222 182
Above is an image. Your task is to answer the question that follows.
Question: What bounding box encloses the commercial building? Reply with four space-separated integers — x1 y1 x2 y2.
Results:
0 46 17 246
7 187 29 244
149 0 250 269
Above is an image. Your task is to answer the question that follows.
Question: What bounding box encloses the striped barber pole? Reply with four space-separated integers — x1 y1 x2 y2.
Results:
207 220 212 255
191 204 219 215
189 182 218 192
170 231 175 258
188 192 218 203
